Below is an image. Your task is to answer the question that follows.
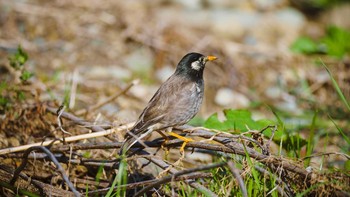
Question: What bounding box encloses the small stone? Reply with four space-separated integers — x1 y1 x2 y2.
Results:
124 49 154 73
129 84 157 100
210 10 258 39
156 65 174 82
83 66 131 80
215 88 250 108
265 86 282 99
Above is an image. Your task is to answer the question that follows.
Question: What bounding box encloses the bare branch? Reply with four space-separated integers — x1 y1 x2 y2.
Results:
134 161 225 197
87 172 212 196
10 146 81 197
0 123 133 155
227 161 247 197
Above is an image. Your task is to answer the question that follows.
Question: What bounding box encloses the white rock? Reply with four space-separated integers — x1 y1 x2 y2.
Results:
155 65 174 82
83 66 131 79
215 88 250 108
174 0 202 10
130 85 157 100
265 86 282 99
124 49 154 72
210 9 259 39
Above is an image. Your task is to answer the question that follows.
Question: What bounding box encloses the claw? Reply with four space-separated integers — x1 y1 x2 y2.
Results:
168 131 193 154
156 130 170 158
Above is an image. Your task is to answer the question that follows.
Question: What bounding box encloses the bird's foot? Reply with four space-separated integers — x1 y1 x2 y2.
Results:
161 139 170 159
156 130 170 158
168 131 193 154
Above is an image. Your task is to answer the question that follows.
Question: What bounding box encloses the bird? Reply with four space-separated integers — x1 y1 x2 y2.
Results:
119 52 217 156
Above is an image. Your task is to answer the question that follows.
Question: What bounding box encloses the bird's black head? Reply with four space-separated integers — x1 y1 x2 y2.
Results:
175 52 217 81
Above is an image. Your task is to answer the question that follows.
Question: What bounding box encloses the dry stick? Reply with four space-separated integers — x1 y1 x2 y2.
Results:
263 125 277 156
0 164 76 197
69 68 79 109
148 156 218 197
180 127 268 154
227 161 247 197
57 105 73 137
87 172 212 196
45 106 113 132
254 165 290 197
301 152 350 160
183 128 310 179
7 151 117 168
75 79 139 116
135 161 225 197
46 128 309 181
0 123 134 155
45 131 310 180
10 146 81 197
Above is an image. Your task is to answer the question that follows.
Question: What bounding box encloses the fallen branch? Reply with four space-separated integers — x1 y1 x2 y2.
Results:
134 162 225 197
147 154 218 197
0 164 76 197
45 106 113 132
228 161 247 197
87 172 212 196
10 146 81 197
0 123 133 155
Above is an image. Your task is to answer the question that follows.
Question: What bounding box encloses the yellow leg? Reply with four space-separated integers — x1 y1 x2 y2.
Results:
168 131 193 153
156 130 170 157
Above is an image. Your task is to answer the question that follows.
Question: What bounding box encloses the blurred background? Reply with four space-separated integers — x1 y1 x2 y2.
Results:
1 0 349 166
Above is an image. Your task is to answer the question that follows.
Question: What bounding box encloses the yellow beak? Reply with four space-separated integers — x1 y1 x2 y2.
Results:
206 55 217 61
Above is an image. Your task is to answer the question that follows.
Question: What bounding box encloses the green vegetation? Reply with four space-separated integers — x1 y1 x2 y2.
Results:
107 154 128 197
8 45 33 82
0 46 34 111
204 109 274 133
306 0 350 9
291 26 350 58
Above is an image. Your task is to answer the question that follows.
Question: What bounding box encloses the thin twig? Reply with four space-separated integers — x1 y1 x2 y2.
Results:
227 161 247 197
45 106 112 132
87 172 211 196
147 155 218 197
301 152 350 160
57 105 73 136
134 162 225 197
40 131 310 180
0 164 76 196
0 123 133 155
10 146 81 197
254 165 291 197
261 125 277 156
69 68 79 109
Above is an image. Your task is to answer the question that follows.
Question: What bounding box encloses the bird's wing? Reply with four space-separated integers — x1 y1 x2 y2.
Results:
128 75 190 136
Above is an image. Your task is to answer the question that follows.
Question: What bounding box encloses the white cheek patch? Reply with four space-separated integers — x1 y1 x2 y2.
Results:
191 61 201 70
196 85 201 93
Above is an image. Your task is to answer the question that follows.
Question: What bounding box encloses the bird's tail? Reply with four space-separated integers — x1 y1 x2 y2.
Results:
119 127 154 156
119 135 133 156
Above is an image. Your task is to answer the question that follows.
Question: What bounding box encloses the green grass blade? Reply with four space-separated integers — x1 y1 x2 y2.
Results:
320 59 350 111
329 115 350 145
242 144 260 187
105 156 127 197
305 110 318 167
